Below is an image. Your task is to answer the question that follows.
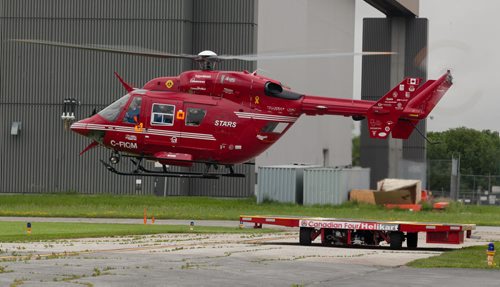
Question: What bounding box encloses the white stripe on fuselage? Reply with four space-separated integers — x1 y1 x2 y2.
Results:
73 123 216 141
234 112 298 122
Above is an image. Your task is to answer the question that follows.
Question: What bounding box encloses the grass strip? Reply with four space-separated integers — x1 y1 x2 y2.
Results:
0 221 275 242
1 194 500 225
408 242 500 269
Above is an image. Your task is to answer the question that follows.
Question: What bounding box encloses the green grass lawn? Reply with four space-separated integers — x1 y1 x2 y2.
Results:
0 221 275 242
0 194 500 225
408 242 500 269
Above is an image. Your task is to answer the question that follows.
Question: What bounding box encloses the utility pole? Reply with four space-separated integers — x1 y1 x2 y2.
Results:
488 173 492 194
450 154 460 201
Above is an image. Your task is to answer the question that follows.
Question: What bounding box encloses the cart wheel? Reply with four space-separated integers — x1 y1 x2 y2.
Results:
299 227 313 246
406 232 418 249
389 231 404 249
322 229 333 246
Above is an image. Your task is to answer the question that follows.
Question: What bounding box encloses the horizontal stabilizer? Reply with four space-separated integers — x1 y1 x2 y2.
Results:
407 71 453 117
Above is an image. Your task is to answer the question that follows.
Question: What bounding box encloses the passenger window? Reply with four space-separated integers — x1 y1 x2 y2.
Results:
123 97 142 124
151 104 175 126
185 108 207 126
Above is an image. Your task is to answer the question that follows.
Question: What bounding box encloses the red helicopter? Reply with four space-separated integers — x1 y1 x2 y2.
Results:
15 40 453 178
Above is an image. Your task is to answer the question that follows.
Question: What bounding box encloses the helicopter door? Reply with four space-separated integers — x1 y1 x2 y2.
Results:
181 104 216 152
104 95 145 153
144 99 184 150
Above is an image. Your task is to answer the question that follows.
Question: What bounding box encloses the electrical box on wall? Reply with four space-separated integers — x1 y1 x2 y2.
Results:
11 121 21 136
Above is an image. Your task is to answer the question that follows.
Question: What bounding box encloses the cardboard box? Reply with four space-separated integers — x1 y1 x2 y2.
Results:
377 179 421 204
350 189 376 204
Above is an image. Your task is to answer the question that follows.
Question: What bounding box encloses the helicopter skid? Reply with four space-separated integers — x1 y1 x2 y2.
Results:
134 162 245 178
100 160 245 179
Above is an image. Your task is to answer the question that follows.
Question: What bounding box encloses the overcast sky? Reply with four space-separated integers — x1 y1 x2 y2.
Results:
355 0 500 133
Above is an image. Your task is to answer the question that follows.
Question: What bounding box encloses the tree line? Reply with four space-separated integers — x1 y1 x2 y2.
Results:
352 127 500 192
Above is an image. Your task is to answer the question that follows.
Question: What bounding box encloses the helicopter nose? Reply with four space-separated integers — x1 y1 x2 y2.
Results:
70 120 90 136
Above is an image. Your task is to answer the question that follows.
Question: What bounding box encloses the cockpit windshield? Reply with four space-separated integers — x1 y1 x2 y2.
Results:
98 94 131 122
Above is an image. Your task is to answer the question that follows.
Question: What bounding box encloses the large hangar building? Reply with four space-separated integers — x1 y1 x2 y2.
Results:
0 0 424 195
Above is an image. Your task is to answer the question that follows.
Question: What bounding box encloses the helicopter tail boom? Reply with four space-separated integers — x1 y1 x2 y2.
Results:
300 71 452 139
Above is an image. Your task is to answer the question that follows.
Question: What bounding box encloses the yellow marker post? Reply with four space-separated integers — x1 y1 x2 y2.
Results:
27 222 32 235
190 221 194 231
487 243 496 267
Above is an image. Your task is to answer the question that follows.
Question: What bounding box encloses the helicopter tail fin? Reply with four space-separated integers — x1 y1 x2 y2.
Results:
366 77 422 139
405 70 453 118
366 71 453 139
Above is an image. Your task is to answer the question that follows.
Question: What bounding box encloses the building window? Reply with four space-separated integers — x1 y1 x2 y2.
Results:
185 108 207 126
151 104 175 126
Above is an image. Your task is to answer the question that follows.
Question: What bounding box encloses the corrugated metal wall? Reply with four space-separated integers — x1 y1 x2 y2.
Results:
191 0 257 72
360 17 428 188
303 168 370 206
257 165 318 204
402 18 428 161
258 166 369 205
360 18 392 189
0 0 257 195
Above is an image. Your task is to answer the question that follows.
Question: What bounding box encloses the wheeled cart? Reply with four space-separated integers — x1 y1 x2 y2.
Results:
240 215 475 249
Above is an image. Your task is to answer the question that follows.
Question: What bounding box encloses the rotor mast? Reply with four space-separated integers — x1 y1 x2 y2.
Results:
196 50 219 70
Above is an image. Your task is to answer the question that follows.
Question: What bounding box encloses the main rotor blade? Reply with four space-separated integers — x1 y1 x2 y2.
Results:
11 39 395 62
218 50 396 61
10 39 199 60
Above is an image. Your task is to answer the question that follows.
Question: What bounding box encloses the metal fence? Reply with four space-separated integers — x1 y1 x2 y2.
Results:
427 159 500 204
458 174 500 205
427 159 452 196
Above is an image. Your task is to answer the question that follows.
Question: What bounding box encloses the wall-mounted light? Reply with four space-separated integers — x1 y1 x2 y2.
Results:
62 98 80 130
11 121 21 136
61 98 79 121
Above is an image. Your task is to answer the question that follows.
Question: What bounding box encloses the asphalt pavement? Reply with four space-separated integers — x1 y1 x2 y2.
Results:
1 216 499 286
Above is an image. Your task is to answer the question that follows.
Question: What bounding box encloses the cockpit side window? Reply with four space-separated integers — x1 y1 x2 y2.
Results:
98 94 131 122
123 97 143 124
